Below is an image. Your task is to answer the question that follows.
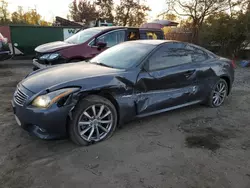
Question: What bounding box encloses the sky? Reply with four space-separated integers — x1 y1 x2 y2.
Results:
7 0 167 22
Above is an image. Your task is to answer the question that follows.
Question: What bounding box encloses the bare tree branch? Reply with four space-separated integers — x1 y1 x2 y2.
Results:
166 0 247 44
173 6 192 17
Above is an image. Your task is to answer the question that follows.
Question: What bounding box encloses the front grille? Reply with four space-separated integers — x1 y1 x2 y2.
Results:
14 88 28 106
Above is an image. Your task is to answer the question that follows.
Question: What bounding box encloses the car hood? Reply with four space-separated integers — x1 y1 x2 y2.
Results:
35 41 75 53
21 62 122 93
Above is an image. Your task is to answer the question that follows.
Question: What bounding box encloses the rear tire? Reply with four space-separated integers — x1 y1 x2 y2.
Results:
69 95 118 146
207 79 228 108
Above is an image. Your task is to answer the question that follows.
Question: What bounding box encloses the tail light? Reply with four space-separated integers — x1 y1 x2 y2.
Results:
231 60 236 69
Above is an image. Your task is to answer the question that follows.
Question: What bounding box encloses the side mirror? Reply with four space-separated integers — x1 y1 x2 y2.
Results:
96 41 107 50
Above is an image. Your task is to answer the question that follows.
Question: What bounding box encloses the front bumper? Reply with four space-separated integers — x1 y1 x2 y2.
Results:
0 51 11 61
12 85 74 139
33 59 48 69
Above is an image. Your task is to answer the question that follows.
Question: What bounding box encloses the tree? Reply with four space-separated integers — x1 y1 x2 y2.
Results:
95 0 114 22
179 17 193 29
11 6 24 24
11 7 50 26
239 0 250 12
0 0 10 24
200 11 250 57
0 1 50 26
69 0 98 25
166 0 242 44
115 0 151 27
23 9 42 25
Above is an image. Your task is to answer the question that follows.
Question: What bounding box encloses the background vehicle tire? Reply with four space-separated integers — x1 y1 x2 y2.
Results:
33 66 39 71
207 78 228 108
69 95 118 146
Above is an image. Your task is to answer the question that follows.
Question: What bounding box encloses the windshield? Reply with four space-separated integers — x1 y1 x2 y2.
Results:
65 28 102 44
90 42 155 69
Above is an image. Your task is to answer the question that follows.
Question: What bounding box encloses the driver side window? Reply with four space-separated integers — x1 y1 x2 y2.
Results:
148 43 193 71
96 30 126 47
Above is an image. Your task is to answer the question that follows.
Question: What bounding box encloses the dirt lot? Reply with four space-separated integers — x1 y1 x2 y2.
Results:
0 60 250 188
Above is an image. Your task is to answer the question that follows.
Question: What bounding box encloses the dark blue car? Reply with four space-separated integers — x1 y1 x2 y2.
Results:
12 40 235 146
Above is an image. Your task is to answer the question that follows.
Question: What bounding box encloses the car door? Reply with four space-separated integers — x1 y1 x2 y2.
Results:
89 29 126 58
135 42 201 115
184 43 213 101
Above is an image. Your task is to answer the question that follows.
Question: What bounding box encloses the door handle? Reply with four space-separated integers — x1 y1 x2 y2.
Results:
184 70 195 78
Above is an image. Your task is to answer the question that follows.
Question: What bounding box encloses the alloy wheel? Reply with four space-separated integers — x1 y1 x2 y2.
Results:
212 81 227 106
77 104 113 142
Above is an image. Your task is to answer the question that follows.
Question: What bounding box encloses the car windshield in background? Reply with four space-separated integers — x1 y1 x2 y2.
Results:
90 42 155 69
65 28 102 44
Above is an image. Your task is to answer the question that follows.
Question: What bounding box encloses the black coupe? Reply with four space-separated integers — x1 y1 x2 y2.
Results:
12 40 235 146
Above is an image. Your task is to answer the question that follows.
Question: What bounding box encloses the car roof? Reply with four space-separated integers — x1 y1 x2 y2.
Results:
126 40 176 46
90 26 163 32
93 26 126 30
128 40 217 57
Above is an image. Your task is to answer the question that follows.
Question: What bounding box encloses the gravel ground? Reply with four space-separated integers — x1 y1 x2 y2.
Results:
0 60 250 188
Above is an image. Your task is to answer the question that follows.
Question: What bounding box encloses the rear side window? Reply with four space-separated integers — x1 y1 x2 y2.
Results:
148 43 192 71
146 32 158 39
185 44 209 63
127 31 140 41
140 31 164 40
154 32 164 39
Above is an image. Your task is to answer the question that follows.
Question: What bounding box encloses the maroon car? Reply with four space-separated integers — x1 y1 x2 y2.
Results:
33 26 164 70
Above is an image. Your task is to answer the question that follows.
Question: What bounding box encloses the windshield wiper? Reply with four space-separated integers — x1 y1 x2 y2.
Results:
90 62 114 68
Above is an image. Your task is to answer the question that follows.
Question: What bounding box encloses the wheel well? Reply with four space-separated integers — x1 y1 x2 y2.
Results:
100 92 119 114
79 91 120 124
220 76 230 95
66 91 120 135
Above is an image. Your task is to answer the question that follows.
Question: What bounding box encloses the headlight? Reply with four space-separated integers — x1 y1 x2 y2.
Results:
40 54 50 60
32 88 79 108
40 53 60 60
49 53 59 60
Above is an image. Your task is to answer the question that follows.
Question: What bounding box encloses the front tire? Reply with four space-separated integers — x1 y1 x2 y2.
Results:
207 79 228 108
69 95 118 146
33 66 39 71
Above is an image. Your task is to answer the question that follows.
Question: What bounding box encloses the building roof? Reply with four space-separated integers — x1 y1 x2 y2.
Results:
54 17 85 27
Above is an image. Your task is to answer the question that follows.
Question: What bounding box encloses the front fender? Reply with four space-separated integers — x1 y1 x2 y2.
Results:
70 75 138 124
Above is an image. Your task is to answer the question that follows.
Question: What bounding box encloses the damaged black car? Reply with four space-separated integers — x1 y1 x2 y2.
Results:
12 40 235 146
